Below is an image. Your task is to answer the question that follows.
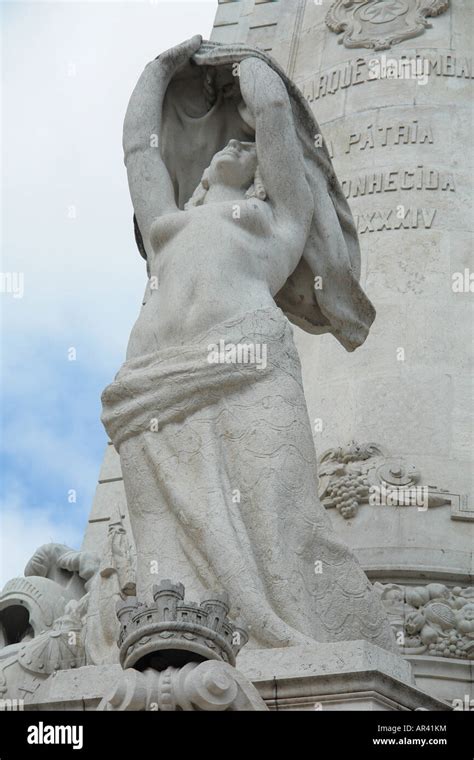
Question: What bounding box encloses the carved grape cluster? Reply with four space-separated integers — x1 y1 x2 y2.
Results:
326 472 369 519
428 632 469 660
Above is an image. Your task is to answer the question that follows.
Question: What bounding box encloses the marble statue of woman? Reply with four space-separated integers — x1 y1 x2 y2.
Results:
102 37 395 651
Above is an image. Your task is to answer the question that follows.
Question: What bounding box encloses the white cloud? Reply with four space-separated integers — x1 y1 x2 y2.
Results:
1 1 218 574
0 493 84 588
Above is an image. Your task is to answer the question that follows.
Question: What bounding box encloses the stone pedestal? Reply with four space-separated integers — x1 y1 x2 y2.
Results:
238 642 447 710
409 655 473 706
23 642 446 712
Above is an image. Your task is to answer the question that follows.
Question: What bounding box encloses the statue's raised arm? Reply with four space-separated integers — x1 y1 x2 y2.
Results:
188 41 375 350
123 35 202 259
237 57 312 223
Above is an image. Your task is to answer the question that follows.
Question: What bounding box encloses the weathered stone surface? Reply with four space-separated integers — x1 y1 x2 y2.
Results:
24 642 448 712
376 582 474 657
237 640 448 711
25 642 452 712
410 655 474 706
325 1 450 52
97 661 268 712
117 581 248 670
0 528 136 702
0 545 98 703
25 665 123 711
238 639 413 683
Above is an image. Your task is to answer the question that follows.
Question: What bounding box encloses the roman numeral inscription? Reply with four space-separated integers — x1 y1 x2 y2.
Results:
355 208 437 234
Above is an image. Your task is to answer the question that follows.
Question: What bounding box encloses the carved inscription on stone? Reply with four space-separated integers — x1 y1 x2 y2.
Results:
326 121 434 158
340 167 455 199
355 207 436 233
347 122 433 153
299 54 473 101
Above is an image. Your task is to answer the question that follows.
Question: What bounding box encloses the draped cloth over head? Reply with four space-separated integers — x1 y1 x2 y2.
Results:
133 40 375 352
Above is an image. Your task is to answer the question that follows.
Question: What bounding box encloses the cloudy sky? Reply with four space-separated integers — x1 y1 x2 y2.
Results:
1 0 217 585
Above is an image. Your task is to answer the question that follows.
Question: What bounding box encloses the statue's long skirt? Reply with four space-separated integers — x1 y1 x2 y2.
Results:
101 306 395 651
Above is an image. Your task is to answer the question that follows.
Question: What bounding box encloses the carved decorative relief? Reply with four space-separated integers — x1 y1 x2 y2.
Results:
318 441 470 520
326 0 450 51
318 442 384 518
117 580 248 671
375 582 474 660
0 544 98 703
0 516 137 702
97 660 268 712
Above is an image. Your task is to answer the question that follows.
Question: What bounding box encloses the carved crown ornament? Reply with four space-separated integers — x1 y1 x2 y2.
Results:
117 580 248 672
318 441 471 521
326 0 450 51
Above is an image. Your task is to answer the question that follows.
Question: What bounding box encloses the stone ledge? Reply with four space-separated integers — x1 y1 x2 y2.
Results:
25 643 450 712
236 641 448 710
237 640 413 683
25 665 123 711
408 655 474 705
252 670 448 711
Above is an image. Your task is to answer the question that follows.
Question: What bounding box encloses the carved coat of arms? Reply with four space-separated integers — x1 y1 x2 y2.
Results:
326 0 450 51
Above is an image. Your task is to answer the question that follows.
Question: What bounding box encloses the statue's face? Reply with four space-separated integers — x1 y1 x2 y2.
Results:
208 140 257 192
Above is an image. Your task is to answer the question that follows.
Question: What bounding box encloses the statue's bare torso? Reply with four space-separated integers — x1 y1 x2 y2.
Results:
122 40 314 359
126 192 308 359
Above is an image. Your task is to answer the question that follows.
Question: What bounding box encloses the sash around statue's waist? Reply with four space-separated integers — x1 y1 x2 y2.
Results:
101 306 297 450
